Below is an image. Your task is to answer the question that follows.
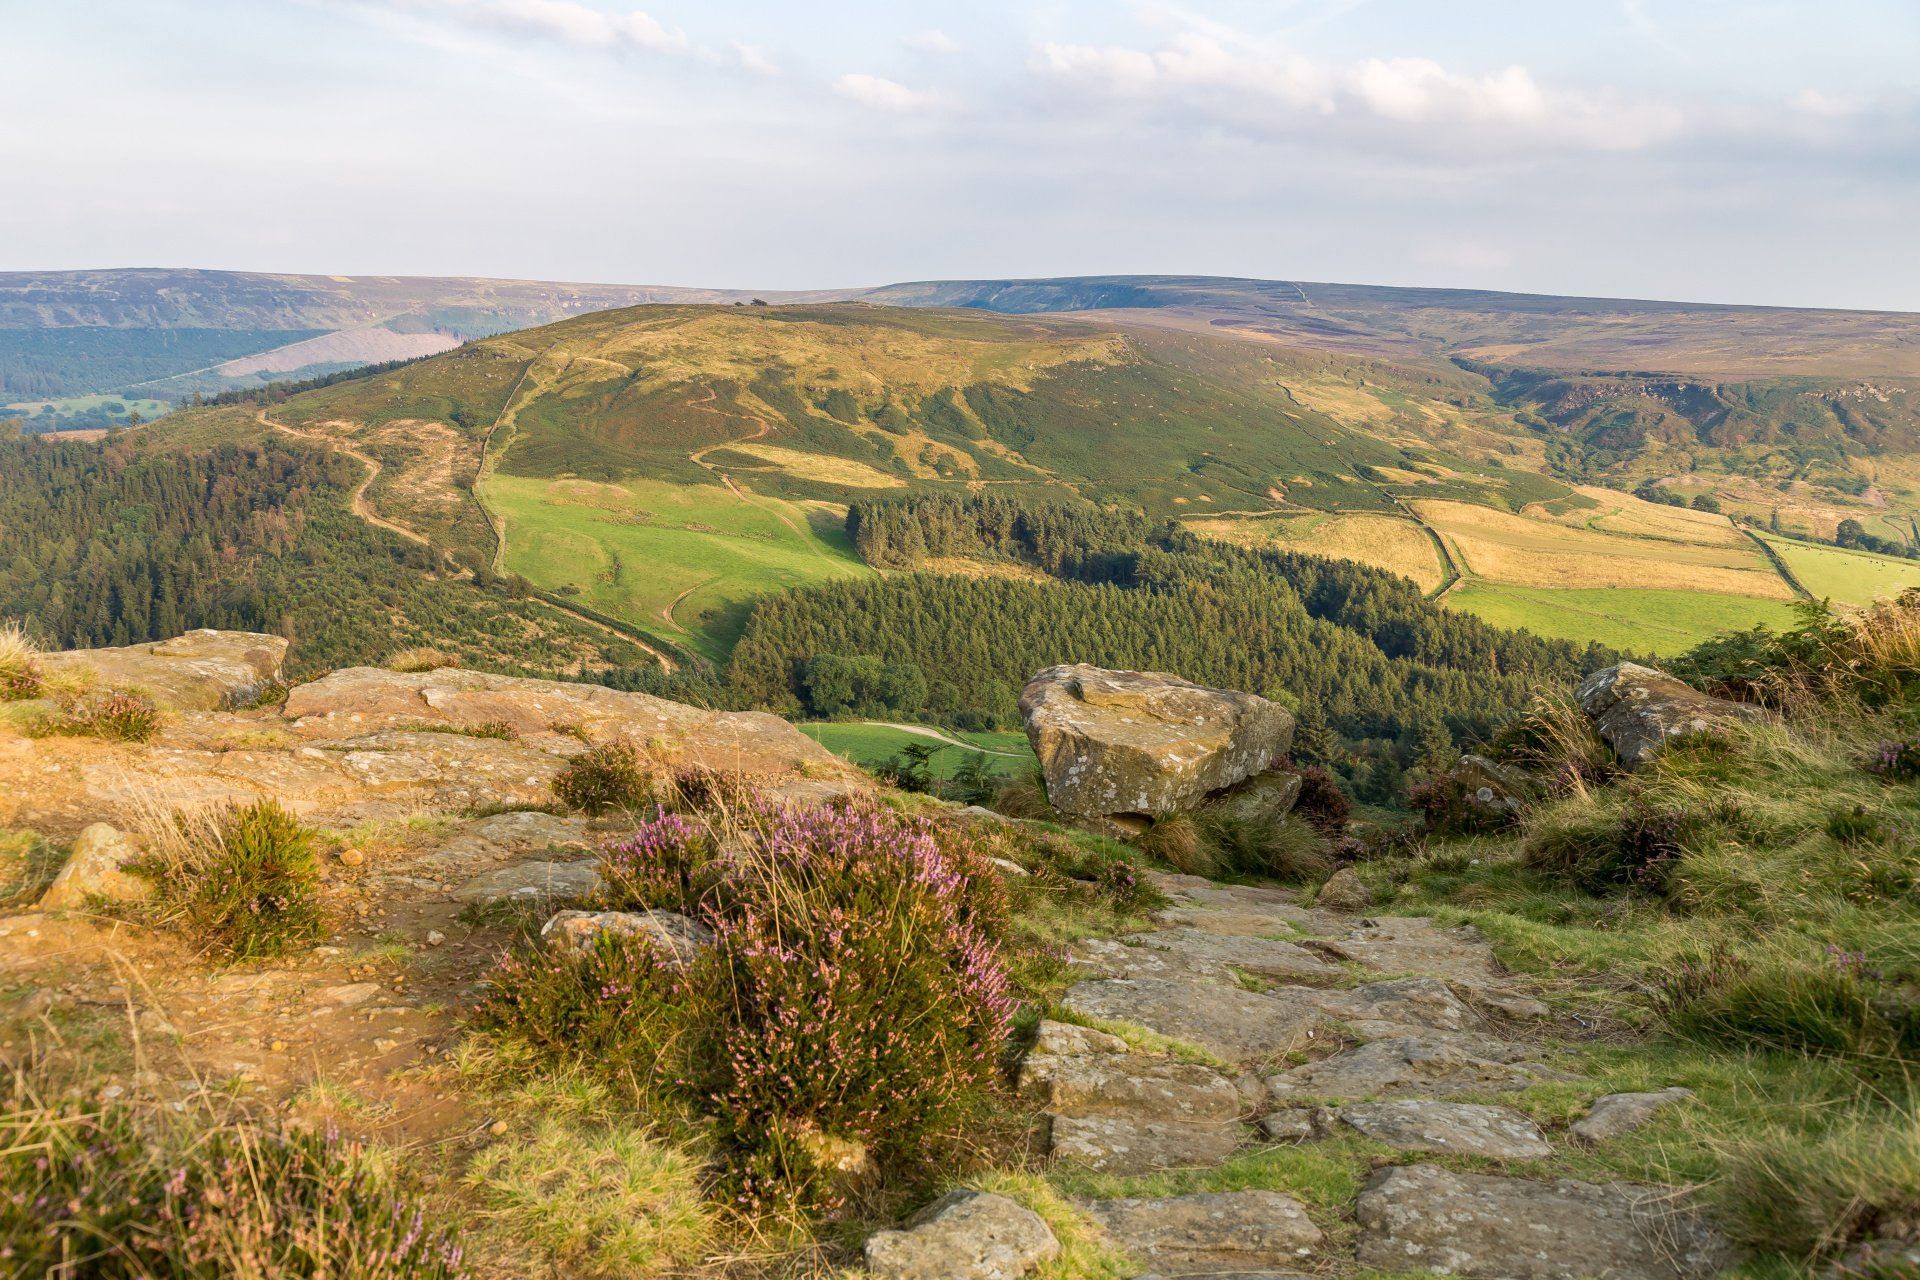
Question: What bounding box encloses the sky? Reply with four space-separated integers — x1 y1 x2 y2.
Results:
5 0 1918 310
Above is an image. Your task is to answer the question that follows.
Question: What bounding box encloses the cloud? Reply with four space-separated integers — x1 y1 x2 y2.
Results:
733 41 777 75
904 29 961 55
377 0 687 55
1033 30 1683 152
833 73 942 113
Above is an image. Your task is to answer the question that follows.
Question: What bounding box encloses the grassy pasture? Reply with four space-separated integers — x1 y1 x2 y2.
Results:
484 473 867 661
1184 511 1449 593
798 722 1035 778
1414 498 1793 599
1762 533 1920 607
1445 582 1800 653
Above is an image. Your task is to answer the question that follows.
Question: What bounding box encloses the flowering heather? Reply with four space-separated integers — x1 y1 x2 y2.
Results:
488 795 1017 1214
0 1099 466 1279
1867 737 1920 781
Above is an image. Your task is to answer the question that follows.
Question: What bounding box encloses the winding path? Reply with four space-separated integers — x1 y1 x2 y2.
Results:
258 411 428 546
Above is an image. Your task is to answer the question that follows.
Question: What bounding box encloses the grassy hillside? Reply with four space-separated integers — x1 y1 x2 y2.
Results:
1763 532 1920 606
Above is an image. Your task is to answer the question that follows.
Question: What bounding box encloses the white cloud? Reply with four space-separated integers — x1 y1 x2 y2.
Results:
1034 30 1683 152
380 0 687 55
833 73 942 113
733 41 778 75
904 29 961 55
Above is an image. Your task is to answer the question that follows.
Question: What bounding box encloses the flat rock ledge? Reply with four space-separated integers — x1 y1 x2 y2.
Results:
1355 1164 1730 1280
863 1190 1059 1280
1337 1098 1552 1159
1085 1190 1322 1275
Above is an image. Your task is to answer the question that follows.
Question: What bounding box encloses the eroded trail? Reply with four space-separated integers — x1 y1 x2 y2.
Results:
259 411 430 546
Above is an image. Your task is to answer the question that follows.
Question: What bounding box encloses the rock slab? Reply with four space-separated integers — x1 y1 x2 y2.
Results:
1020 665 1293 818
41 630 288 711
1338 1098 1552 1159
540 909 714 967
864 1190 1059 1280
1576 662 1767 770
39 823 149 910
1571 1088 1693 1144
1086 1190 1322 1273
1063 977 1321 1065
1355 1164 1728 1280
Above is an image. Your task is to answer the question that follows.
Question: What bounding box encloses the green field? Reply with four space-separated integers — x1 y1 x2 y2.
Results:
799 722 1035 778
485 473 868 661
1763 534 1920 607
1445 582 1801 654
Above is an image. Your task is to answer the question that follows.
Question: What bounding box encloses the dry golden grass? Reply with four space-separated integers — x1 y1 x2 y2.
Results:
1525 485 1753 547
1186 511 1448 592
917 556 1055 582
1413 499 1793 598
724 442 907 488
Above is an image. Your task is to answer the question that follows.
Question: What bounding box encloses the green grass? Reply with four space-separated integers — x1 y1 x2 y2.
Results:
1445 581 1801 653
484 473 868 661
798 722 1035 778
1762 533 1920 607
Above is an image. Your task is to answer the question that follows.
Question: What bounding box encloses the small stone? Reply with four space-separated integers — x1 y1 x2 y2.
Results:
337 847 366 868
425 930 446 946
489 1120 509 1136
1259 1106 1333 1141
268 1040 288 1053
864 1189 1059 1280
1479 989 1553 1021
1571 1087 1693 1144
1316 866 1373 912
314 982 382 1009
1031 1020 1129 1056
373 1038 399 1053
540 909 715 968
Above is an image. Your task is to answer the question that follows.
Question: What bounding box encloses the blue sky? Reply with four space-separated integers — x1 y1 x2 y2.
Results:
5 0 1917 308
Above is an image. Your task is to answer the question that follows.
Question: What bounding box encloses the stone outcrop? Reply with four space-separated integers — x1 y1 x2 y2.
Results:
40 630 289 711
1019 665 1293 818
1355 1164 1729 1280
863 1190 1059 1280
38 823 150 910
1576 662 1767 769
539 909 714 967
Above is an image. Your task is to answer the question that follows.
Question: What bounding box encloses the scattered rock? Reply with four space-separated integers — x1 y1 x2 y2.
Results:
540 909 715 967
1478 989 1553 1021
454 860 603 904
864 1190 1059 1280
314 983 382 1008
1576 662 1768 770
1049 1113 1243 1175
1315 866 1372 911
1355 1163 1729 1280
1019 665 1293 819
425 929 445 947
38 823 150 910
1338 1098 1553 1158
1064 977 1323 1065
337 847 365 868
1085 1190 1322 1273
40 630 288 711
1259 1106 1334 1141
1265 1036 1562 1100
989 857 1030 877
1571 1087 1693 1144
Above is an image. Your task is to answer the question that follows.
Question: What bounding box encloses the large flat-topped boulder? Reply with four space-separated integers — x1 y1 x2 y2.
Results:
1576 662 1767 769
40 630 288 711
1020 665 1293 818
283 666 853 780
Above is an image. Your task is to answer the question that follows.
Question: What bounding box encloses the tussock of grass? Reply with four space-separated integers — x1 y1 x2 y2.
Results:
551 743 649 815
130 799 326 961
387 645 459 672
1714 1110 1920 1262
0 619 41 700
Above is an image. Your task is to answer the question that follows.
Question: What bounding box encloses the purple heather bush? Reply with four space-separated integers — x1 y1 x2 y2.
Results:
484 796 1016 1214
1867 737 1920 781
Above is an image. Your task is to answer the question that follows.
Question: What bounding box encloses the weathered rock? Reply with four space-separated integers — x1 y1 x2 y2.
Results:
38 823 149 910
1315 866 1372 912
454 860 603 904
1287 977 1483 1039
1021 1053 1242 1120
1063 977 1323 1065
1576 662 1767 770
1258 1106 1334 1141
1085 1190 1322 1274
1307 916 1501 987
283 665 854 781
1826 1232 1920 1280
863 1190 1059 1280
1265 1036 1561 1100
40 630 288 711
1428 754 1536 832
1020 665 1293 818
1113 928 1341 982
1354 1164 1729 1280
1571 1087 1693 1144
1338 1099 1553 1158
1031 1020 1129 1056
540 909 714 967
1049 1114 1243 1174
1478 989 1554 1021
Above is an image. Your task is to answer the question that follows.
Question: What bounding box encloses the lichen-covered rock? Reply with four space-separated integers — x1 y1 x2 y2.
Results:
863 1189 1059 1280
1085 1190 1322 1274
1417 754 1536 834
38 823 149 910
1063 977 1323 1065
1265 1036 1560 1100
455 860 603 904
41 630 288 711
1020 665 1293 818
1355 1164 1729 1279
1049 1113 1243 1174
1315 866 1373 912
1571 1087 1693 1144
1576 662 1767 769
540 909 714 966
1338 1098 1552 1158
283 665 854 780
